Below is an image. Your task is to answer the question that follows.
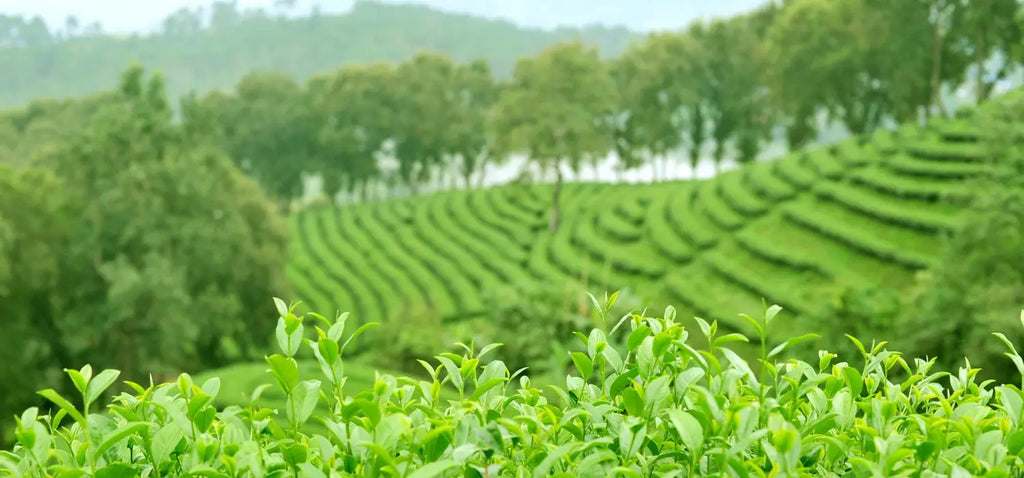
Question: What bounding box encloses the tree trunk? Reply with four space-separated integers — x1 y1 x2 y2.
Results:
476 168 487 189
975 33 987 104
930 20 947 118
549 166 563 232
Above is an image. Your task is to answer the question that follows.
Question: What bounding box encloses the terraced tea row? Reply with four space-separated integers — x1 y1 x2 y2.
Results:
287 112 991 341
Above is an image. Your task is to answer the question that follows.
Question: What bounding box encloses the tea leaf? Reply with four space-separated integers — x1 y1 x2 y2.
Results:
85 369 121 407
36 389 85 425
569 352 593 379
407 459 459 478
289 380 322 427
266 354 300 392
665 408 704 453
95 422 149 458
94 463 141 478
151 422 185 466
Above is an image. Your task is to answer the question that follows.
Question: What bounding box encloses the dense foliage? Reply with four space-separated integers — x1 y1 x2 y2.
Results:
4 0 1024 463
5 298 1024 476
0 67 291 435
895 90 1024 383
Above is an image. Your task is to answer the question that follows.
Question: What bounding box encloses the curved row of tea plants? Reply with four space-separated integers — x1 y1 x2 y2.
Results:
5 298 1024 476
286 108 993 341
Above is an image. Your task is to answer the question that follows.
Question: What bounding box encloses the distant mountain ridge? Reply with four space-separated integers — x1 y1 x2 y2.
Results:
0 1 640 108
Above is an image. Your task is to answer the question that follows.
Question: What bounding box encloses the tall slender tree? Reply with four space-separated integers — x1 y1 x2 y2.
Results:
488 40 617 231
308 62 396 201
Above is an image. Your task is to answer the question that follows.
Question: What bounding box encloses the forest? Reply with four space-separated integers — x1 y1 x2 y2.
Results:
0 0 636 108
3 0 1024 475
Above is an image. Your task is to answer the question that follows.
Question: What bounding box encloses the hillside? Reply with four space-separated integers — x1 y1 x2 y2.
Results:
287 113 987 345
0 1 637 108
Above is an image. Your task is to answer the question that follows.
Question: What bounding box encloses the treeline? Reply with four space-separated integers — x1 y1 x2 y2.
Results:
0 1 636 108
175 0 1021 228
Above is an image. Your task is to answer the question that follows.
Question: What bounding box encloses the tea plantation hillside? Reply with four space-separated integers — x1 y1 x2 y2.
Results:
287 112 989 343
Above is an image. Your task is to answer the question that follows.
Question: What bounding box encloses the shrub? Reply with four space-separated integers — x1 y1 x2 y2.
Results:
4 297 1024 476
365 302 448 374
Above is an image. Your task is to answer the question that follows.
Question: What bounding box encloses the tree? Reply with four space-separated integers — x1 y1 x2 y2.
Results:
698 17 774 171
950 0 1022 104
765 0 888 143
308 63 396 201
0 165 68 440
728 13 777 165
656 28 709 179
611 32 691 181
391 53 460 194
39 66 291 380
449 59 501 188
488 40 617 231
185 71 316 211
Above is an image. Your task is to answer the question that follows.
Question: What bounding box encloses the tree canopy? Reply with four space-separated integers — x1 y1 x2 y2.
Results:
0 67 291 427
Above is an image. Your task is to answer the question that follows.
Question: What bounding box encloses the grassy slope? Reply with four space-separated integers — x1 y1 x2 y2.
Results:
199 109 990 411
285 113 990 343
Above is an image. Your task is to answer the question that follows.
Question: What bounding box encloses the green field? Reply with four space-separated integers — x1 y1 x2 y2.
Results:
189 111 992 410
282 115 984 343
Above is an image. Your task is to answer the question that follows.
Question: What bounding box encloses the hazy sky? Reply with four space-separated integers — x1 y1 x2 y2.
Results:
0 0 765 33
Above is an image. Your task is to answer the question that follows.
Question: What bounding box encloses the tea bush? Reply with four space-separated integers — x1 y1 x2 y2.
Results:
4 295 1024 476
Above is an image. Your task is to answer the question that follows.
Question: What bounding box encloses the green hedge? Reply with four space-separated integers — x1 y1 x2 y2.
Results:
328 209 411 310
662 262 777 333
742 214 914 289
299 211 390 325
812 181 963 233
664 188 720 249
886 154 992 179
801 149 846 179
868 128 900 155
847 166 975 202
782 201 934 269
774 155 819 189
613 193 649 225
834 141 885 167
904 137 988 162
745 162 798 202
717 170 770 217
571 215 666 279
594 208 644 242
313 210 391 323
469 190 535 249
449 192 529 264
413 199 504 291
353 207 441 315
645 195 697 263
928 117 984 143
695 182 745 232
